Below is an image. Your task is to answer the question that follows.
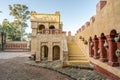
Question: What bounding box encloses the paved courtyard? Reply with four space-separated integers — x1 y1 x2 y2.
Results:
0 52 73 80
0 52 107 80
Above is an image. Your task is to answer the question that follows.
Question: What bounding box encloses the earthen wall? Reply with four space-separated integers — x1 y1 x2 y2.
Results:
75 0 120 57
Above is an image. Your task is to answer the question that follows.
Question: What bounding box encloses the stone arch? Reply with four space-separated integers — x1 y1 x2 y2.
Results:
53 45 60 60
49 25 55 29
38 24 45 31
41 45 48 60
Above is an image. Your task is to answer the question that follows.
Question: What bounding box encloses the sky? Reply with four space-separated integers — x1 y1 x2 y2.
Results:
0 0 99 35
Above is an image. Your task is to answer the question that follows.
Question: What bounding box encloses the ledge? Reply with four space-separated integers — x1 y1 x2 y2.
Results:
90 57 120 78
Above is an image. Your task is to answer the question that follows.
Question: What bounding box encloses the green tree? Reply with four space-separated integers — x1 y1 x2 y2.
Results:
10 19 21 41
1 19 21 41
9 4 30 41
1 19 11 35
0 19 10 50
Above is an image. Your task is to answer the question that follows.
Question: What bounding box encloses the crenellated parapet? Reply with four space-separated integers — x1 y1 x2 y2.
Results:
96 0 107 13
30 11 60 23
75 0 108 35
74 0 120 79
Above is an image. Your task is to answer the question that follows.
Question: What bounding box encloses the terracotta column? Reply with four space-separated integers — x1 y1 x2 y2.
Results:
107 36 119 66
89 37 94 57
99 33 108 62
93 35 99 59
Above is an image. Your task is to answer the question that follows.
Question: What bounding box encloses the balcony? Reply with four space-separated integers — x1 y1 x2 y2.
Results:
37 29 65 34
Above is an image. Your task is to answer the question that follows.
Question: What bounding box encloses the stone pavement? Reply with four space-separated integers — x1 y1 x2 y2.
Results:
0 52 108 80
0 52 73 80
26 59 107 80
0 51 30 59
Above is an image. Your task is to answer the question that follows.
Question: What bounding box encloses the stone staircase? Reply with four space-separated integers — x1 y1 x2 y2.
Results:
67 42 89 65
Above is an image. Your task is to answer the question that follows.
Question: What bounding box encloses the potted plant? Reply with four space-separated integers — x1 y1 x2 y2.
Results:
115 49 120 57
114 36 120 42
104 40 108 48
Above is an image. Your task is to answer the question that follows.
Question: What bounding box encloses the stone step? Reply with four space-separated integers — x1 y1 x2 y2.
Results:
67 60 89 65
67 41 89 65
69 56 88 60
68 52 84 55
68 53 82 56
69 54 85 57
69 49 80 51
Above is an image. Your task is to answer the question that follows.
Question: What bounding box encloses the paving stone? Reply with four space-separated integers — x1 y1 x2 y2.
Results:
26 59 107 80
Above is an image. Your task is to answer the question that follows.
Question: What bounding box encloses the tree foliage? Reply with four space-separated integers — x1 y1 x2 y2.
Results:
9 4 30 21
1 19 11 34
0 19 21 41
9 4 30 41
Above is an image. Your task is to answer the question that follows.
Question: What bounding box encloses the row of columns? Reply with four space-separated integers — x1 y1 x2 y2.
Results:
89 29 120 67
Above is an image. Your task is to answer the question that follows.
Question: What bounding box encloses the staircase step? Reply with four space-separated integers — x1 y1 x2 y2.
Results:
69 56 87 60
69 54 86 57
67 41 89 65
69 57 88 60
67 60 89 65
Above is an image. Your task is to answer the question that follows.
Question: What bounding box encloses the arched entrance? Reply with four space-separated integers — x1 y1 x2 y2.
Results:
41 46 48 60
53 46 60 60
49 25 55 29
38 24 45 31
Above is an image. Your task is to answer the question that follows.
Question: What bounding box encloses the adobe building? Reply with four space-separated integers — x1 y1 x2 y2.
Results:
30 11 68 62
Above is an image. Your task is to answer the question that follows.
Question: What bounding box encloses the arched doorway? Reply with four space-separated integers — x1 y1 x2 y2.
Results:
53 46 60 60
49 25 55 29
38 24 45 31
41 46 48 60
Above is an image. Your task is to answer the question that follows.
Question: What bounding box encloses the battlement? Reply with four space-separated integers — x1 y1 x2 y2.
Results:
96 0 107 13
76 0 107 34
74 0 120 79
30 11 60 23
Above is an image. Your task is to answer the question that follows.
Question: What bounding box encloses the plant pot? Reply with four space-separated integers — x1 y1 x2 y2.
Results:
115 49 120 57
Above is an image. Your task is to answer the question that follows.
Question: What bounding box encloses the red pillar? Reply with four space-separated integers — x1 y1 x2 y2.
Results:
93 35 99 59
89 37 94 57
99 33 108 62
107 36 119 66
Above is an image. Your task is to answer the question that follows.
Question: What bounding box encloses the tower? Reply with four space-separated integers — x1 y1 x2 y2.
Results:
30 11 68 62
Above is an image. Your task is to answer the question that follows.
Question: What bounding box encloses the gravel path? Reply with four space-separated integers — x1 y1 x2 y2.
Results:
0 52 73 80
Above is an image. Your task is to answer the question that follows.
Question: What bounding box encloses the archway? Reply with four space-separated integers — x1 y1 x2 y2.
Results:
38 24 45 31
53 45 60 60
41 46 48 60
49 25 55 29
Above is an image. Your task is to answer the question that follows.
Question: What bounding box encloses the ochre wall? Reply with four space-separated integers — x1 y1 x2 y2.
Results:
75 0 120 57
